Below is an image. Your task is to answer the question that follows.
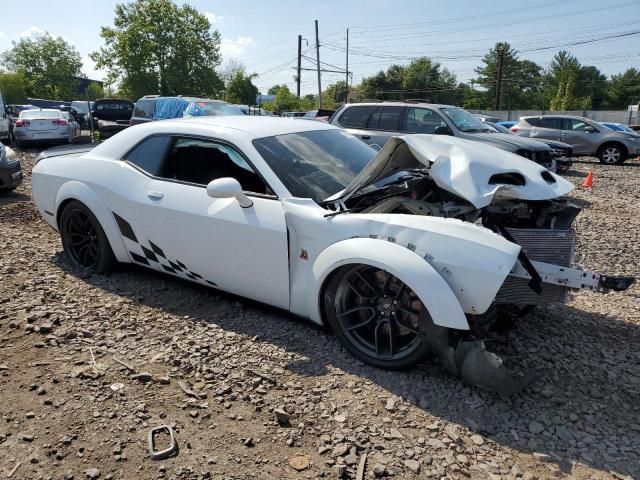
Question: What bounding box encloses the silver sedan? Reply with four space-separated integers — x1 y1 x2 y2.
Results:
12 109 76 147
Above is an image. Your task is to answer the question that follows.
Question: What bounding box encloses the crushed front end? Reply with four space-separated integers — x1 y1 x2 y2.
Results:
328 135 634 394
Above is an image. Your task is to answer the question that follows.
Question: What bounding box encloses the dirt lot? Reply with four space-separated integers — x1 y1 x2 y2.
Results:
1 149 639 480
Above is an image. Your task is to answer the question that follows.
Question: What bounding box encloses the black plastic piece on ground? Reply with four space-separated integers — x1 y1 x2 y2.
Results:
599 275 635 292
148 425 178 460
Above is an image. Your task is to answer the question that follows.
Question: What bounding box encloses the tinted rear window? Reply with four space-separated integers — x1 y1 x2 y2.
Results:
337 106 379 128
133 99 156 118
377 106 402 130
124 135 172 176
539 117 563 129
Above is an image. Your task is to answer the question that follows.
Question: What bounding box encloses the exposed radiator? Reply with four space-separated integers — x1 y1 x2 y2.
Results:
494 228 575 305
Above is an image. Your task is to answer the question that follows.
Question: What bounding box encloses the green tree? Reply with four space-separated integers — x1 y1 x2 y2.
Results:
322 81 348 109
267 84 288 95
1 34 82 100
359 58 458 103
474 42 543 109
604 68 640 109
87 82 105 100
224 71 258 105
91 0 223 99
543 51 595 110
0 72 27 103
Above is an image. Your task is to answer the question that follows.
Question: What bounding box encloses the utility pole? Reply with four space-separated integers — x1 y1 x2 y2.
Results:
494 45 504 110
315 20 322 108
296 35 302 99
345 28 349 103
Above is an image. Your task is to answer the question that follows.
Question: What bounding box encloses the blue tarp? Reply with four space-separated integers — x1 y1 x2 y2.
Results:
153 97 189 120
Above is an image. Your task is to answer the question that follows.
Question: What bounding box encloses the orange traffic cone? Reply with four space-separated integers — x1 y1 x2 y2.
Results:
582 169 593 188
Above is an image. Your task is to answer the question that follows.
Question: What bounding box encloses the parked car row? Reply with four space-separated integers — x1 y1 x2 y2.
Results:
329 101 569 172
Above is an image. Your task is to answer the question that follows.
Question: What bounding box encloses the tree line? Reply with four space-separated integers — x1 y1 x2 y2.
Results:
0 0 638 112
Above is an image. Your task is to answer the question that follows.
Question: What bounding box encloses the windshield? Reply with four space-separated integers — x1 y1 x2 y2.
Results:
440 107 494 133
253 129 376 203
184 101 244 117
592 120 612 131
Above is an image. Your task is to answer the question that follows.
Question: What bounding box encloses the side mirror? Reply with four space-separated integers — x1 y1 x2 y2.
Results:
434 125 453 136
206 177 253 208
584 125 596 133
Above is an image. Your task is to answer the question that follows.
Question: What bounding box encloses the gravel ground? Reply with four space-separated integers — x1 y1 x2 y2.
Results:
0 149 639 480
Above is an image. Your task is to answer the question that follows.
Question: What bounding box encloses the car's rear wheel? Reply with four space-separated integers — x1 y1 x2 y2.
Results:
59 201 116 273
323 264 431 369
598 143 627 164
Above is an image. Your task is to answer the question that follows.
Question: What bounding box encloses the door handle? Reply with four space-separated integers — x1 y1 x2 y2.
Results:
360 135 371 140
147 191 164 200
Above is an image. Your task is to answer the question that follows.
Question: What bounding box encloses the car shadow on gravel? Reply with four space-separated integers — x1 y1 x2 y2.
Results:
0 191 30 203
55 256 640 478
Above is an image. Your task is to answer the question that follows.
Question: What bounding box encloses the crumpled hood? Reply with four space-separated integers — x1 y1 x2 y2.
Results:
330 135 574 209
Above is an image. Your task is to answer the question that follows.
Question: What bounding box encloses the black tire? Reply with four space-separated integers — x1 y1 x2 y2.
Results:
323 264 432 370
597 143 627 165
59 201 116 273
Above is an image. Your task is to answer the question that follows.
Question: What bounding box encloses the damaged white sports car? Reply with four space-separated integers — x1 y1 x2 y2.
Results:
32 117 633 390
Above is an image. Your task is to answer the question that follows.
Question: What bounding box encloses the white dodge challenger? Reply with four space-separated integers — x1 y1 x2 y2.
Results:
32 117 632 388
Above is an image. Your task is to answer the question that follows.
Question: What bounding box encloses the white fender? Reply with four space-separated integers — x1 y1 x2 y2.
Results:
55 181 130 263
311 237 469 331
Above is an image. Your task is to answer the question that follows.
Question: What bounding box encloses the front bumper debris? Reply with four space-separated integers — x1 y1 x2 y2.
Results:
425 317 535 397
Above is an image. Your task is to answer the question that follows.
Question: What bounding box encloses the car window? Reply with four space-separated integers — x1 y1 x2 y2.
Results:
565 119 589 131
337 106 379 129
124 135 173 176
366 107 381 128
377 106 402 130
158 137 269 194
133 99 156 119
525 118 541 127
402 107 447 134
537 117 563 130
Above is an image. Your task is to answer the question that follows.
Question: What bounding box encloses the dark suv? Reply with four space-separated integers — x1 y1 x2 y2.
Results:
330 102 563 170
130 96 244 125
91 98 134 139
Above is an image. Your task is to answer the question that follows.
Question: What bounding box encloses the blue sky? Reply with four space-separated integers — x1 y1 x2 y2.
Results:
0 0 638 95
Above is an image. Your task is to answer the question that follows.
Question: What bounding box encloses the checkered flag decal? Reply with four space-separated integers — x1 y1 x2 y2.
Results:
113 212 217 286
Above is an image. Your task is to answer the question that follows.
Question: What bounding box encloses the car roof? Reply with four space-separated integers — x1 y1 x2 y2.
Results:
343 101 457 108
157 115 339 138
521 114 588 121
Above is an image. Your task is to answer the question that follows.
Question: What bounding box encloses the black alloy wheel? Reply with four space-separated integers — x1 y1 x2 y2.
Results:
324 264 431 369
60 201 116 273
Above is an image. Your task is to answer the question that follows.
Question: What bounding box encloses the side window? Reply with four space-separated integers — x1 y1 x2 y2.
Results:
377 106 402 130
337 106 378 128
539 117 562 130
565 119 590 132
402 107 447 134
526 117 541 127
159 137 270 194
124 135 172 176
366 107 381 128
133 99 156 119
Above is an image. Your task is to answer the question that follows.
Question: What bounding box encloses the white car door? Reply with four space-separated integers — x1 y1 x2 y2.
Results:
133 135 290 309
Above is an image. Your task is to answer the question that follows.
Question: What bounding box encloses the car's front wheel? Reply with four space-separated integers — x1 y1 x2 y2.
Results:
597 143 627 164
323 264 431 369
59 201 116 273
